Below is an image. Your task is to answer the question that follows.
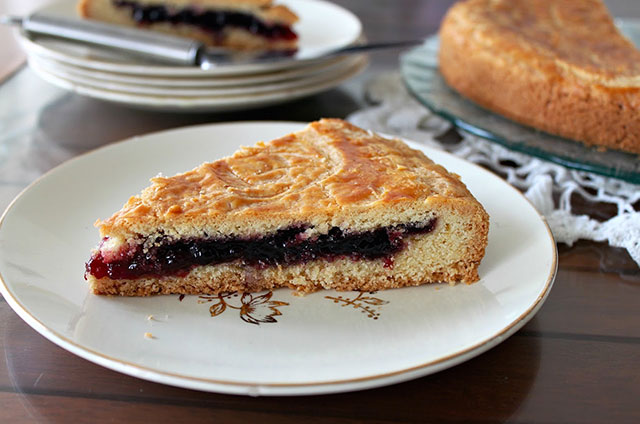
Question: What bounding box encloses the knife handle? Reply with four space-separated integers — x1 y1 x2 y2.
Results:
23 13 203 66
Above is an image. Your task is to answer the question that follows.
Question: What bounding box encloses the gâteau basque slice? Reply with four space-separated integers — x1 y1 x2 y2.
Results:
85 119 489 296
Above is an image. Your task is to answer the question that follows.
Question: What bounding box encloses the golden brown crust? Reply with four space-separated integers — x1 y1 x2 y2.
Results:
89 119 490 295
97 119 482 241
439 0 640 154
77 0 298 50
89 262 481 296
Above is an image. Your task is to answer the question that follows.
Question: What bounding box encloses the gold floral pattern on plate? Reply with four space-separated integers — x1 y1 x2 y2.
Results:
191 290 390 324
325 291 389 320
197 292 289 325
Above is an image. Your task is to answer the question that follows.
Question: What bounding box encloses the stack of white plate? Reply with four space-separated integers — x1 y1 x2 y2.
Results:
19 0 367 111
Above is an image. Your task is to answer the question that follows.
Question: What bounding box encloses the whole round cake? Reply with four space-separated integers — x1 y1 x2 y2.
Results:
439 0 640 154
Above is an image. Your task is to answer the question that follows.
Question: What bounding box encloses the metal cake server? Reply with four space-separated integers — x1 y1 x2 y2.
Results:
1 13 424 68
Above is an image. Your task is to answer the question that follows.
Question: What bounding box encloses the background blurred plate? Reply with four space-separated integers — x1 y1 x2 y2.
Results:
19 0 363 76
28 55 368 111
25 54 351 88
28 54 365 96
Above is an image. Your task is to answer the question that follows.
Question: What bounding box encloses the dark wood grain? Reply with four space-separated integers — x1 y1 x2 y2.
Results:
2 305 638 423
1 0 639 423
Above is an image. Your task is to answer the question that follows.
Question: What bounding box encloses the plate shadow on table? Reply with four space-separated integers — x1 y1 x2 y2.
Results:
1 302 541 423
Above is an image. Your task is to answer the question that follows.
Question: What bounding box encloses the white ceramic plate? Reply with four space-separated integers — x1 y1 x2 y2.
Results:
0 122 557 396
28 54 365 96
27 55 367 111
26 55 351 88
19 0 362 76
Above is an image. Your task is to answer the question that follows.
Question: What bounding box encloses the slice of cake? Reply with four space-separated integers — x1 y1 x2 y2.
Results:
85 119 489 296
77 0 298 51
439 0 640 154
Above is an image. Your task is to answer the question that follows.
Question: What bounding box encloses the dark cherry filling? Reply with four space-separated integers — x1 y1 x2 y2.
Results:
113 0 297 41
85 219 437 280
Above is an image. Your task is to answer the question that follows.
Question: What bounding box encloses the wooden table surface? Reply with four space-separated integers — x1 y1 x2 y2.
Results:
0 1 638 423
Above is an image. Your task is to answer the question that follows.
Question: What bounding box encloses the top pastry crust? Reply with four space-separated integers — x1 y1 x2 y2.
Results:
97 119 484 242
443 0 640 87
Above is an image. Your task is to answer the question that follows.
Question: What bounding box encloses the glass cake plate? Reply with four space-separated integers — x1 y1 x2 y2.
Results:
401 19 640 184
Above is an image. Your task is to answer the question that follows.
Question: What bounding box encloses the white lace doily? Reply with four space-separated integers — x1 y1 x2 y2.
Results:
348 73 640 267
